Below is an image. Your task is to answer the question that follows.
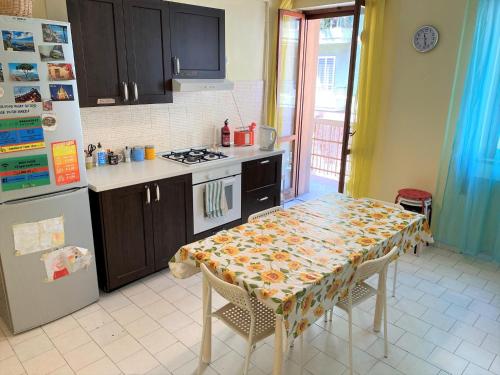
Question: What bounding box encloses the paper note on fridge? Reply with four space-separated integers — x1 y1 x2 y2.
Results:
12 216 64 255
41 246 92 282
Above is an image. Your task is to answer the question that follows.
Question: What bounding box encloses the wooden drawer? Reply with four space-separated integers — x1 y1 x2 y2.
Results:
242 155 282 192
242 185 281 222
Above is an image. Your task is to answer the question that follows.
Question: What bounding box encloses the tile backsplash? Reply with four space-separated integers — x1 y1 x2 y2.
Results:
80 80 264 152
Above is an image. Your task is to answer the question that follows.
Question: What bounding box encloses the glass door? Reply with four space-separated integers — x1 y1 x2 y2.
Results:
276 10 305 201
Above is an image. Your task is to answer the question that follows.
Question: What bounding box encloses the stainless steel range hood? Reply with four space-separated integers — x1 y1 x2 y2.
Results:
172 79 234 92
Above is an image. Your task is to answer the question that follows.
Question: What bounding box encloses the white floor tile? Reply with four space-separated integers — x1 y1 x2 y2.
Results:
120 282 149 297
482 335 500 356
42 316 79 339
468 300 500 321
159 310 194 333
455 341 495 370
88 321 127 347
63 341 105 371
98 291 132 313
449 321 487 346
0 340 15 361
418 294 451 313
417 280 447 297
128 289 162 308
47 364 74 375
427 347 469 375
420 309 456 331
110 304 146 326
366 337 407 368
442 290 473 308
445 304 479 325
76 357 121 375
24 348 67 375
424 326 462 352
155 341 196 372
172 358 218 375
304 352 346 375
101 334 142 362
368 361 403 375
395 332 435 359
171 322 202 348
396 353 440 375
139 328 178 354
463 363 496 375
117 349 160 374
125 315 161 339
394 298 427 318
490 356 500 375
12 333 53 362
0 355 25 375
142 299 177 321
475 316 500 338
76 309 114 331
395 314 431 337
51 327 92 354
143 272 176 293
464 285 495 303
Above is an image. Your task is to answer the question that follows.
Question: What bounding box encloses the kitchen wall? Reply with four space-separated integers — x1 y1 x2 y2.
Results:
33 0 268 151
295 0 468 202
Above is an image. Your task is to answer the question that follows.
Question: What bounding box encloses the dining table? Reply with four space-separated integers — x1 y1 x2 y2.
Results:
169 193 433 374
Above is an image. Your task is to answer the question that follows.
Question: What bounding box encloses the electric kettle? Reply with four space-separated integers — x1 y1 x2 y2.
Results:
259 125 277 151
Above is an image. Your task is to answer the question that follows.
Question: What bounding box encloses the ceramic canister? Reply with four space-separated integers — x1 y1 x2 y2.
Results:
145 145 155 160
131 146 145 161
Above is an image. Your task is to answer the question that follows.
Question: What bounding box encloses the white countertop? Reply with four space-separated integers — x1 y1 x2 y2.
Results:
86 146 285 192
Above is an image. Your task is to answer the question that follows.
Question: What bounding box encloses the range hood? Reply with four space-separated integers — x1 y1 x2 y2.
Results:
172 79 234 92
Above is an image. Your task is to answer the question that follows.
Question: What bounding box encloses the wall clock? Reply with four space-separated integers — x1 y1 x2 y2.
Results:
412 25 439 53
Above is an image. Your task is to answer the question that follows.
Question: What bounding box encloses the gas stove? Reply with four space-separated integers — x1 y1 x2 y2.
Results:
159 148 229 165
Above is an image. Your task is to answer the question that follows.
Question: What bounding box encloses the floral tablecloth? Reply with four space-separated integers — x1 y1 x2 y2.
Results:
170 193 433 339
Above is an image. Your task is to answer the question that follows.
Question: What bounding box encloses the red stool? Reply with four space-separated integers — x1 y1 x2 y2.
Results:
395 188 432 255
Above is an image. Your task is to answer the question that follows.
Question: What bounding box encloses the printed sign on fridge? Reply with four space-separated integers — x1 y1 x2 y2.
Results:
0 116 45 153
52 140 80 185
0 154 50 191
12 216 65 256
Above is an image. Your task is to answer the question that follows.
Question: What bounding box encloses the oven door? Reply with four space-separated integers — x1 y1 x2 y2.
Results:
192 175 242 234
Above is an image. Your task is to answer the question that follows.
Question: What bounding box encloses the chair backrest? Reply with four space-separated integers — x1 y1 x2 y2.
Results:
362 198 404 211
353 246 400 283
248 206 284 223
200 263 253 311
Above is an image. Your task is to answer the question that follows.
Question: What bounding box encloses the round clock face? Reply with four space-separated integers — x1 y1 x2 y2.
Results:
413 25 439 52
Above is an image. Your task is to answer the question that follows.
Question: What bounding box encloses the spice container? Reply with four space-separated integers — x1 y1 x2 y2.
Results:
145 145 156 160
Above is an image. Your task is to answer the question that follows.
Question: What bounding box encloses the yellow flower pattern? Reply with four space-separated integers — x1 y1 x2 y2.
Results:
171 194 433 339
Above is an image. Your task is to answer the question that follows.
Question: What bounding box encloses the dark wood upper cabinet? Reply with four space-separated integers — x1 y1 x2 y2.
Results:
169 2 225 79
67 0 129 107
123 0 173 104
67 0 173 106
151 175 193 270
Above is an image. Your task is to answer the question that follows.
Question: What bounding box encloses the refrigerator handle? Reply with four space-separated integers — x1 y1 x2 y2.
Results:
121 81 129 102
145 185 151 205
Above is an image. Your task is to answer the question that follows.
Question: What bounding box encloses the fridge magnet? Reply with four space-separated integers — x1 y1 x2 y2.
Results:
12 216 65 256
41 246 92 282
52 140 80 185
0 116 45 153
8 63 40 81
41 113 57 131
0 63 4 82
47 63 74 81
14 86 42 103
42 100 53 111
39 44 65 62
2 30 35 52
0 154 50 191
42 24 68 44
49 84 74 101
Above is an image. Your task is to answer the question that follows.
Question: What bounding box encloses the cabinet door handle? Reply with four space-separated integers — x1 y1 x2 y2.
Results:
155 183 160 202
260 159 270 165
145 185 151 204
173 56 181 75
131 82 138 102
258 196 269 202
121 81 129 102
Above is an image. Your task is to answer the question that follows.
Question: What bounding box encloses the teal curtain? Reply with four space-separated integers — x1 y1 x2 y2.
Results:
436 0 500 261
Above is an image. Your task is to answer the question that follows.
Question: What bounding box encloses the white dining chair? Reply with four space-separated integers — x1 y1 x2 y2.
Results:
248 206 284 223
336 246 399 375
199 263 298 375
361 198 404 297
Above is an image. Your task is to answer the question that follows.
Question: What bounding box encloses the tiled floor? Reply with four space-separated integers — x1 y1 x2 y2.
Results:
1 246 499 375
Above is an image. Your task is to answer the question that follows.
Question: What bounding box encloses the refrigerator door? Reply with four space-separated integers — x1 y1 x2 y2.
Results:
0 16 87 204
0 187 98 334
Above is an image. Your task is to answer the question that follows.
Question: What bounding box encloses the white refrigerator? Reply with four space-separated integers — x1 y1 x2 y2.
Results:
0 15 98 334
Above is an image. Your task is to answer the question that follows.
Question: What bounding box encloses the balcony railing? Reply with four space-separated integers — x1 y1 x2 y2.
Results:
310 114 344 180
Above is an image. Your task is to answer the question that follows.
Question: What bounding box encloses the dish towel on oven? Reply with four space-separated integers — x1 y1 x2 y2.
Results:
204 180 228 218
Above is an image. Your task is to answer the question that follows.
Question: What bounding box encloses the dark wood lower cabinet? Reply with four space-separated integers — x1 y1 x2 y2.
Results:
242 155 282 222
89 174 193 291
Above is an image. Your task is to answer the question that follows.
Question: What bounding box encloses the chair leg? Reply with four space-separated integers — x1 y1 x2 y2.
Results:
324 310 328 323
392 260 398 298
300 333 304 375
384 284 389 358
348 295 353 375
329 308 333 322
243 339 253 375
198 315 209 375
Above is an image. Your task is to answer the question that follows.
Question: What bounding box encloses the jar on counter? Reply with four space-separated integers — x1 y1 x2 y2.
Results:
145 145 156 160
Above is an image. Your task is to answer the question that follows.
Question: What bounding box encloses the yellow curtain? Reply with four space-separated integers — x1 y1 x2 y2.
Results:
265 0 293 130
346 0 386 198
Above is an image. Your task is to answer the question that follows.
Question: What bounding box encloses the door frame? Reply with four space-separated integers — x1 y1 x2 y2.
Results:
276 9 306 201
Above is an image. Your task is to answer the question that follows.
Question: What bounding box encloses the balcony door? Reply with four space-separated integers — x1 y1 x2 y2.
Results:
276 0 364 200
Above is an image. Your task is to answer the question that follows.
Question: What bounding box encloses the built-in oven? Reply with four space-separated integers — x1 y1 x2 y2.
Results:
192 163 242 235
